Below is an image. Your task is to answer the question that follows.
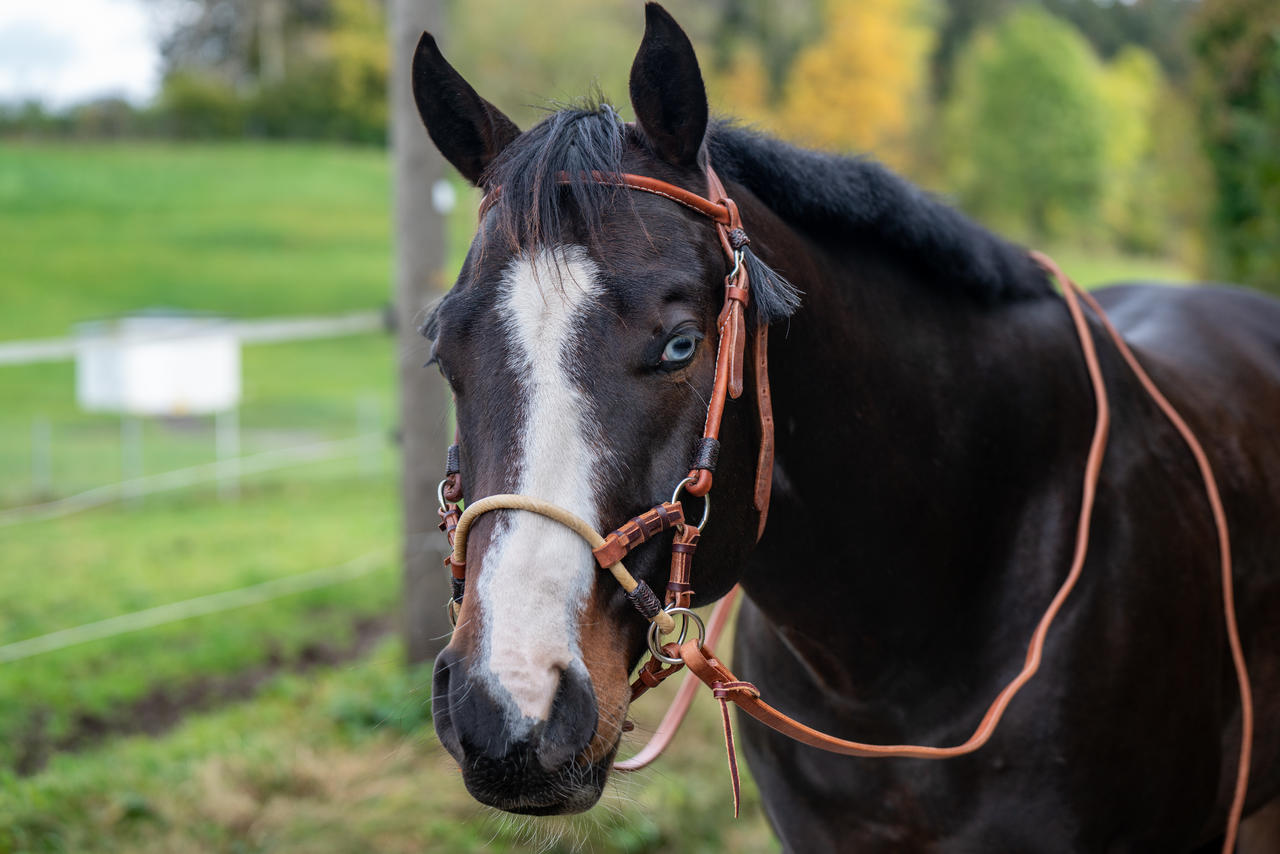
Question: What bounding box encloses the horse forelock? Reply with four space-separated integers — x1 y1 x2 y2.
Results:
481 98 630 258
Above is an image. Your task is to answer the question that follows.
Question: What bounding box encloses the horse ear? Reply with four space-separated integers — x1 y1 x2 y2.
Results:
628 3 708 169
411 32 520 186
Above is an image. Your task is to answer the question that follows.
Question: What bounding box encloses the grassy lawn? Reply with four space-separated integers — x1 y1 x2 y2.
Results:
0 142 479 340
0 471 399 772
0 332 414 772
0 143 391 340
0 144 427 779
0 637 777 854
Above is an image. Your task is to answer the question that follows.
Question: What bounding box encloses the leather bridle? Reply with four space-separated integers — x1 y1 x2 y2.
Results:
434 162 1252 852
437 161 774 644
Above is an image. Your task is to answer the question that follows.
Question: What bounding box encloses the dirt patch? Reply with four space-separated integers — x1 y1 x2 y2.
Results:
14 614 392 776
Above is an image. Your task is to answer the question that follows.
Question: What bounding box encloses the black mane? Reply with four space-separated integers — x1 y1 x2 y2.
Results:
707 123 1051 303
480 101 1050 312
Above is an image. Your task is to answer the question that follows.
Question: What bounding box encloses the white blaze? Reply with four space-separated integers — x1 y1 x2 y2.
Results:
477 245 604 724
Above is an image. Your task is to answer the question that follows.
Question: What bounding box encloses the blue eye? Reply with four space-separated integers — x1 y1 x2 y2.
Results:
661 333 698 365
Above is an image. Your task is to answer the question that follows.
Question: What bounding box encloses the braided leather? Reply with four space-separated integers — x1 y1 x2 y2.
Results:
592 502 685 568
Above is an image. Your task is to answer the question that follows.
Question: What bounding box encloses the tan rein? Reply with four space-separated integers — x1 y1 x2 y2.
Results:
437 171 1253 851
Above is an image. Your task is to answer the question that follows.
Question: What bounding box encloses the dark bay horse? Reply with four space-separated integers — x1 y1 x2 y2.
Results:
413 5 1280 850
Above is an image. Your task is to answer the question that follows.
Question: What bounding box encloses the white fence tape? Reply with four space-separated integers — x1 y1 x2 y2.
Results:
0 550 390 663
0 433 382 528
0 311 384 366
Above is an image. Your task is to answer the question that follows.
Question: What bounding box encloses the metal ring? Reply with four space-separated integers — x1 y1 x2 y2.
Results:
437 478 450 512
670 477 711 529
647 607 706 664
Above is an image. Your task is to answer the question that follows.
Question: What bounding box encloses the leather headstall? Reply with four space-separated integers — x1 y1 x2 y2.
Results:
437 159 775 633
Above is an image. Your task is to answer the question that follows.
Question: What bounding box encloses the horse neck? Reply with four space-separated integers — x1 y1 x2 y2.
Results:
743 225 1096 694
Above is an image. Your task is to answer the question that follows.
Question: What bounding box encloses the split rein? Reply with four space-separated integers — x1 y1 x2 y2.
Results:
434 168 1253 850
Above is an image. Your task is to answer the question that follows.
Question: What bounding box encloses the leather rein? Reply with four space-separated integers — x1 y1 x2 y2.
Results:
435 164 1252 851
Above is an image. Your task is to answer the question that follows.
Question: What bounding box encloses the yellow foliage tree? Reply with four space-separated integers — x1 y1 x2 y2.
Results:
326 0 389 139
777 0 934 170
706 45 774 128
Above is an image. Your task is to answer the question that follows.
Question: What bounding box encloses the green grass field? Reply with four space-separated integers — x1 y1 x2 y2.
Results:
0 142 479 340
0 144 391 339
0 141 1198 853
0 145 425 783
0 635 777 854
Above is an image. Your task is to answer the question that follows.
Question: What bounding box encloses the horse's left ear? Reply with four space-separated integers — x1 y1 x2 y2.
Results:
629 3 708 169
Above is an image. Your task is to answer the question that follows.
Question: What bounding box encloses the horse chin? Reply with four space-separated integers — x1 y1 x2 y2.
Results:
460 752 614 816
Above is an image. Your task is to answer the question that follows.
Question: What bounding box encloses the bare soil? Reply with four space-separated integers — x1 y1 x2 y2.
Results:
13 614 391 776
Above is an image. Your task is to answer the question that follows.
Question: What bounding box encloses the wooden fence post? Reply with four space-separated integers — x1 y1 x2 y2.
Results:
390 0 451 665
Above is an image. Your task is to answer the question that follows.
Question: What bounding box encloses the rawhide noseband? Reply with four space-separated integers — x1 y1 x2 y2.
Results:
434 165 1253 850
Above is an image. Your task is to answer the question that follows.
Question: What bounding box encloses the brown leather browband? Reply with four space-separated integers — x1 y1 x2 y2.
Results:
437 166 1252 851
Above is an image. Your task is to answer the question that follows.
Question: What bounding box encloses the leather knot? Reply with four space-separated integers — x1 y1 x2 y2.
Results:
728 227 750 250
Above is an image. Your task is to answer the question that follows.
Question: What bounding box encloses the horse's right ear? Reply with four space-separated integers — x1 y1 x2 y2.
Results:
411 32 520 186
628 3 708 169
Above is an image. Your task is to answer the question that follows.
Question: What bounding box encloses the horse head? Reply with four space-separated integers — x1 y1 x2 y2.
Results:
414 3 797 815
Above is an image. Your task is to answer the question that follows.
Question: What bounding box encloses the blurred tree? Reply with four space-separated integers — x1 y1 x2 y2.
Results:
1149 85 1211 270
323 0 389 140
150 0 332 88
944 6 1105 239
1041 0 1198 81
1193 0 1280 289
158 70 246 138
777 0 936 170
445 0 680 126
1098 47 1166 253
707 0 822 101
150 0 389 142
931 0 1014 99
68 98 151 139
706 43 774 126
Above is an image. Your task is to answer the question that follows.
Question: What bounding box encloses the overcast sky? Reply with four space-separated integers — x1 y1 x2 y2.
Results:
0 0 165 108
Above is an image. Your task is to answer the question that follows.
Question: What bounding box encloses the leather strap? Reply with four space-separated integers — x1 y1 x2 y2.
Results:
478 171 733 225
665 525 701 609
1035 253 1251 853
592 502 685 568
592 172 733 224
752 321 774 537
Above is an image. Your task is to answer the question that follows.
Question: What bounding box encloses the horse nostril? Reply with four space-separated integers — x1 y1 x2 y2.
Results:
536 666 598 771
432 647 462 758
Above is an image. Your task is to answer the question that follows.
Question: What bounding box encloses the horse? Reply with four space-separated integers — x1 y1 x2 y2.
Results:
411 4 1280 850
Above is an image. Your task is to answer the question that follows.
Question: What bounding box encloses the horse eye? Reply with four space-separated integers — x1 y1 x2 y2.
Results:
661 333 698 366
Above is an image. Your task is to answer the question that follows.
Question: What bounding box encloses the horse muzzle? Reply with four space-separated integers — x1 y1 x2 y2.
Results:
432 646 612 814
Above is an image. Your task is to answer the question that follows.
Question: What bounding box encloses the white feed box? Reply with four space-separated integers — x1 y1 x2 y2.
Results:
75 313 241 416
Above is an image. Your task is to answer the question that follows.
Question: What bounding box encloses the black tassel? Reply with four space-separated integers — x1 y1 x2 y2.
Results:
742 247 802 325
